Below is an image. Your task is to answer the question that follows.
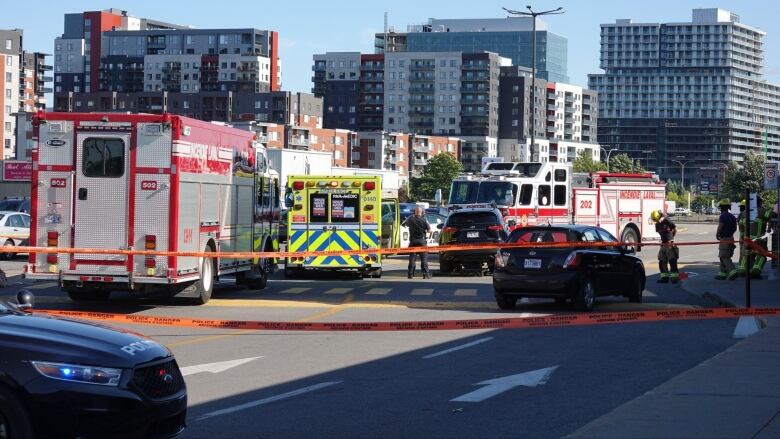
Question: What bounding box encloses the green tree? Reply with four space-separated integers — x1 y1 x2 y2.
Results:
666 180 684 196
410 152 462 201
572 150 607 173
608 153 645 173
721 150 765 200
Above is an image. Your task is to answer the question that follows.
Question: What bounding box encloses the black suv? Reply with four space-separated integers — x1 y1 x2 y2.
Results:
438 205 509 274
0 293 187 438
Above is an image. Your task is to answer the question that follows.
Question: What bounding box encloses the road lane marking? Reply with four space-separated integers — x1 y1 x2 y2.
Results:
180 357 262 377
365 288 391 295
279 287 309 294
195 381 343 421
324 287 352 295
450 366 558 403
204 298 495 309
423 337 493 359
454 288 478 297
411 288 434 296
295 294 353 323
643 291 657 297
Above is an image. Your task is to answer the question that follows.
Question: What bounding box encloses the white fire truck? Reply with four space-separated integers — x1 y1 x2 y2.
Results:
449 162 666 244
25 112 280 304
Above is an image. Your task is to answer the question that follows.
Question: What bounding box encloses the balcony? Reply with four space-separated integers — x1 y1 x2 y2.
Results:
414 158 428 166
39 64 53 71
289 136 310 146
387 156 398 164
413 145 428 153
462 63 488 70
385 142 398 151
547 115 556 122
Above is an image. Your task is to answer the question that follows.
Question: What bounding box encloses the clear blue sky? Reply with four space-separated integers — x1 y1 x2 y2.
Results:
3 0 780 93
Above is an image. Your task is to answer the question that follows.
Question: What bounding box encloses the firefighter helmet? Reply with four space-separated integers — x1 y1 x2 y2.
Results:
650 210 663 223
739 199 746 208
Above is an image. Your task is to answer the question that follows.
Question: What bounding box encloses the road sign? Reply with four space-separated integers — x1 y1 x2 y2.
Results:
765 163 779 190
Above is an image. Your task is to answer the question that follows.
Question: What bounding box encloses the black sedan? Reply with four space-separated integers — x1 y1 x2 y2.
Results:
493 225 645 311
0 292 187 438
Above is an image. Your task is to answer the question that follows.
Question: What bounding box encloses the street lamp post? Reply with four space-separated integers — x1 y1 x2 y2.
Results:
599 146 617 172
670 158 692 189
503 6 565 161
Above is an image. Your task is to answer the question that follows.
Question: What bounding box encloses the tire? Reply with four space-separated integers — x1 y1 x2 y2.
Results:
439 258 453 274
2 240 13 260
621 227 639 252
0 385 34 439
191 247 215 305
369 267 382 279
628 270 644 303
495 291 518 310
575 277 596 312
284 264 302 278
66 288 110 302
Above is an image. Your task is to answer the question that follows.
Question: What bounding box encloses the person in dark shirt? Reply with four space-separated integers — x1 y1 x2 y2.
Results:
403 207 432 279
651 209 679 283
715 199 738 280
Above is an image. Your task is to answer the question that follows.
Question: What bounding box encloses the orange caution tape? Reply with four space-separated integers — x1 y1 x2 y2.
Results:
745 240 780 261
37 307 780 332
0 240 741 259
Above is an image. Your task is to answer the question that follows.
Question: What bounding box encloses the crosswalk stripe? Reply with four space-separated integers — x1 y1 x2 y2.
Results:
411 288 434 296
365 288 391 296
454 288 478 297
279 287 309 294
324 287 352 295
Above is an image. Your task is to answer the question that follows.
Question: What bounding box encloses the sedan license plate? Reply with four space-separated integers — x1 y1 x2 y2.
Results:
467 231 479 238
524 258 542 269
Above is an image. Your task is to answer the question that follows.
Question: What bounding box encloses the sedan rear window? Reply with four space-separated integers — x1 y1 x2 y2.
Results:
509 229 575 243
448 212 499 227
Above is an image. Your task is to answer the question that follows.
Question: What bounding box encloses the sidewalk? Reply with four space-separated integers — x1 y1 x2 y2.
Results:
568 264 780 438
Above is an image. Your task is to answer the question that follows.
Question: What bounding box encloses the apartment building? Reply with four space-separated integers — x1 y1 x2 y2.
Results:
375 16 569 82
350 132 460 177
498 66 599 163
588 8 780 187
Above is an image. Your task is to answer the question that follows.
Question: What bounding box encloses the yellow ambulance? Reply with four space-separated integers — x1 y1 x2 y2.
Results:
284 175 399 278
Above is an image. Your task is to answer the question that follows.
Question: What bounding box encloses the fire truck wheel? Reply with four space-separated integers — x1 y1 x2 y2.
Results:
494 291 518 310
628 271 644 303
575 278 596 312
2 240 13 260
191 248 215 305
621 228 639 250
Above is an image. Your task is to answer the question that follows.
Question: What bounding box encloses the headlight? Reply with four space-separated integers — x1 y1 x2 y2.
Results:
32 361 122 386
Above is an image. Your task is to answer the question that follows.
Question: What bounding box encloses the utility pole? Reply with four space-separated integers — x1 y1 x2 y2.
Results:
503 6 564 162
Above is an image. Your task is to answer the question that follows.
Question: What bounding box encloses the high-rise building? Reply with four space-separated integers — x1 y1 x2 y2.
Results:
375 17 569 82
589 8 780 189
1 30 52 160
53 9 282 114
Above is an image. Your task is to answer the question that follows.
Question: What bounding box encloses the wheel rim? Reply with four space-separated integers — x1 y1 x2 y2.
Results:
202 257 213 291
584 281 595 308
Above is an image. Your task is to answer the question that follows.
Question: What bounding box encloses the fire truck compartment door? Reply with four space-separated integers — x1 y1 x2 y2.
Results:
73 133 129 267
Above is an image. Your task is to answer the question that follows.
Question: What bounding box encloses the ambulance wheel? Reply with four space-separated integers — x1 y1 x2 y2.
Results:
191 247 215 305
246 273 268 290
284 265 303 278
368 268 382 279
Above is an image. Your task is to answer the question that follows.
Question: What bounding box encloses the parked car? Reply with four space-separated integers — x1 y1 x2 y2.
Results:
493 225 646 311
400 212 447 248
704 206 719 215
0 211 30 259
279 210 288 243
0 292 187 438
670 207 692 217
0 197 30 214
438 204 509 274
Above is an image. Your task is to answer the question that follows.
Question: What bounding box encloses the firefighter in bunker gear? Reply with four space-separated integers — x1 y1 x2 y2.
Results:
749 197 776 279
652 209 679 283
715 199 738 280
736 199 748 277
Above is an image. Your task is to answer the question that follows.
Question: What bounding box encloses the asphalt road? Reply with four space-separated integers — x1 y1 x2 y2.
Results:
0 222 736 438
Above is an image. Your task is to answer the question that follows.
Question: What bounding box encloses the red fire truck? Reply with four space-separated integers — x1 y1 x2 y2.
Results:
25 112 280 304
449 162 666 245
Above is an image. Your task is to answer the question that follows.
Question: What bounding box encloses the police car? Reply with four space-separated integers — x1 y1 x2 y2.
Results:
0 291 187 438
437 203 509 274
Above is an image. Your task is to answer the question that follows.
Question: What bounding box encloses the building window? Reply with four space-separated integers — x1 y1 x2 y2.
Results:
5 39 11 50
4 72 10 83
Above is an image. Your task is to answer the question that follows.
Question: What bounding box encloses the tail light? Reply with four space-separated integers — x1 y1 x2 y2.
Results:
363 181 376 190
365 204 374 211
293 181 304 190
145 257 156 276
563 252 581 269
442 226 458 234
487 225 503 231
47 231 59 247
46 254 58 264
145 235 156 250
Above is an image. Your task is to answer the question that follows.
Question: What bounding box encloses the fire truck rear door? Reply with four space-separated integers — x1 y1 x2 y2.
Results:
72 133 130 272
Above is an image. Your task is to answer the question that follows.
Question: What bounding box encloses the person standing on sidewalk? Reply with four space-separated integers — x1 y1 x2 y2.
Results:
651 209 679 283
736 199 747 277
403 207 432 279
716 199 738 280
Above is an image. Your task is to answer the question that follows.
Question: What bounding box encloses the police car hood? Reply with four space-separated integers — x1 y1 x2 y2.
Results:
0 312 170 368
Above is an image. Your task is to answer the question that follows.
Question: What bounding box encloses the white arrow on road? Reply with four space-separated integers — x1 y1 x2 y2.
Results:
180 356 262 377
450 366 558 403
